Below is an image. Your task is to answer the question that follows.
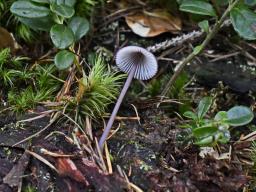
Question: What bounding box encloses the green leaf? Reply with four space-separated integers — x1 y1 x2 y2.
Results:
50 24 75 49
31 0 49 3
68 17 89 41
180 0 216 17
214 111 228 121
18 16 54 31
217 130 230 144
10 1 50 18
183 111 197 120
54 50 75 70
195 136 214 146
245 0 256 6
198 20 209 33
50 3 75 18
197 97 213 119
230 6 256 40
50 0 76 7
193 124 218 138
226 106 254 126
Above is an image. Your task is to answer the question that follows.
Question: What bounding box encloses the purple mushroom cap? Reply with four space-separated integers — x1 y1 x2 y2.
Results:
115 46 158 80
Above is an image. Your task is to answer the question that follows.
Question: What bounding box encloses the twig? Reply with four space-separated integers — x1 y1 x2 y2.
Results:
159 0 240 103
147 30 203 53
26 150 58 172
12 112 60 147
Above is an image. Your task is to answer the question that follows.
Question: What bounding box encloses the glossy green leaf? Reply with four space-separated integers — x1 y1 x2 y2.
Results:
214 111 228 121
31 0 49 3
227 106 254 126
231 6 256 40
18 16 54 31
217 130 230 144
50 0 76 6
198 20 209 33
11 1 50 18
180 0 216 16
197 97 213 119
183 111 197 120
68 17 89 41
193 124 218 138
54 50 75 70
50 24 74 49
245 0 256 6
50 3 74 18
195 136 214 146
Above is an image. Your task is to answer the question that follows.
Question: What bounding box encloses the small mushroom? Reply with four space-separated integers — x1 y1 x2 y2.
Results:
99 46 158 149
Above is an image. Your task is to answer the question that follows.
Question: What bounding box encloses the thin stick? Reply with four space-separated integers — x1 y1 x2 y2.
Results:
12 112 59 147
159 0 240 103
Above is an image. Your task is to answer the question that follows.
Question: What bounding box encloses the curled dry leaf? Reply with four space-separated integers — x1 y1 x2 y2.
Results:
0 27 19 52
125 9 182 37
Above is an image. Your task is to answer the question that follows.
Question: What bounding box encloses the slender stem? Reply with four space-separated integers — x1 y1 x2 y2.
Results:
159 0 239 102
99 65 136 150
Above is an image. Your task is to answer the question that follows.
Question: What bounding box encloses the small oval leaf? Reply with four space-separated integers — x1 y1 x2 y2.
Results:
50 0 76 7
227 106 254 126
18 16 54 31
31 0 49 3
54 50 75 70
214 111 228 121
50 3 74 18
195 136 214 146
193 125 218 138
231 6 256 40
198 20 209 33
11 1 50 18
68 17 89 41
183 111 197 120
50 24 74 49
180 0 216 17
197 97 213 119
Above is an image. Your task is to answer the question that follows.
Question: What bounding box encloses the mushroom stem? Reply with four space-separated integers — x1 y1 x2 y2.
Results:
99 65 136 150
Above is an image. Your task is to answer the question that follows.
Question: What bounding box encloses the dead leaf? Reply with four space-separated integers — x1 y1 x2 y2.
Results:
125 9 181 37
3 152 30 188
0 27 16 52
56 158 89 186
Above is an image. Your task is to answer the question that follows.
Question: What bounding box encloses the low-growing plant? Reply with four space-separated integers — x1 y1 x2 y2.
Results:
66 54 125 119
161 0 256 99
7 64 61 112
0 48 31 87
8 86 55 112
10 0 90 70
0 48 61 112
177 0 256 40
183 97 254 146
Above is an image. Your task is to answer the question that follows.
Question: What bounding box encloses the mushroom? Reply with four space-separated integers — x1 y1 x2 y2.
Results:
99 46 158 150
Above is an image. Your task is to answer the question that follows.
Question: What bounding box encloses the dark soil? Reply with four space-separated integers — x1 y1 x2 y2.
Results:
1 2 256 192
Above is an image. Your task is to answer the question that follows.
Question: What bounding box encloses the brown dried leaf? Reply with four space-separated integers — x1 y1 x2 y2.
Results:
0 27 16 52
56 158 89 186
76 158 129 192
3 152 30 188
125 9 181 37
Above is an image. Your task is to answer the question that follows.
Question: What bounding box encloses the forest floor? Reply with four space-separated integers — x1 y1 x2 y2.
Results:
1 1 256 192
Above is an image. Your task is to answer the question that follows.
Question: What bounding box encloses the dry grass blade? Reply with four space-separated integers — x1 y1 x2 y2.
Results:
26 150 58 173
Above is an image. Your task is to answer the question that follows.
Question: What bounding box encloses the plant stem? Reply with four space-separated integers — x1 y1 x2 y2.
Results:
99 65 136 150
159 0 239 102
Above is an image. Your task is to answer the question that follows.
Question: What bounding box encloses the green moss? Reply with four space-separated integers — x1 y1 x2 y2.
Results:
67 54 125 118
